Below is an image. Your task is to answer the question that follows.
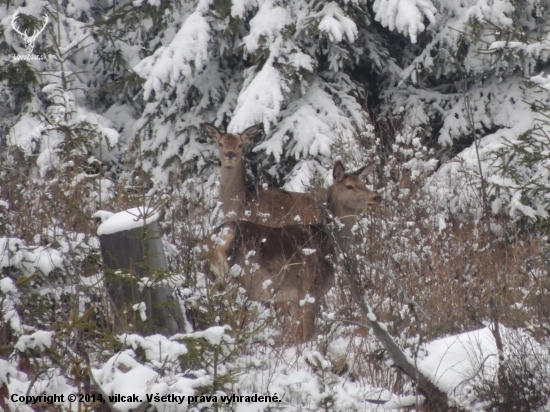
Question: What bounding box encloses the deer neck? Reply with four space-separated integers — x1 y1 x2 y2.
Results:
327 196 358 243
219 161 247 220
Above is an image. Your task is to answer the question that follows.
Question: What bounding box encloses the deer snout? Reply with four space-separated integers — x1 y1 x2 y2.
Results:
225 152 237 160
373 195 382 203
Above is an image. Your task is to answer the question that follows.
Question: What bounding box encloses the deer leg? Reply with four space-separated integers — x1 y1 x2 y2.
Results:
285 301 315 344
299 300 318 343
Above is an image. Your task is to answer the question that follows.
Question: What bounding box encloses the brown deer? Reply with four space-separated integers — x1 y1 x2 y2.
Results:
202 123 322 226
208 161 382 342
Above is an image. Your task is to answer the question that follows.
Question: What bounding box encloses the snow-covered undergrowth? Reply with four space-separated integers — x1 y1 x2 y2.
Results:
2 124 550 411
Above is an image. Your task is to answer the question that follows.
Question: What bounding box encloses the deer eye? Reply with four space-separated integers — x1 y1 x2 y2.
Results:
346 185 354 190
219 143 224 147
238 144 243 148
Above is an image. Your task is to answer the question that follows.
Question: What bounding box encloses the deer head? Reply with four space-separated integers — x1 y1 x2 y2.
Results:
329 161 381 212
12 11 49 55
202 123 261 168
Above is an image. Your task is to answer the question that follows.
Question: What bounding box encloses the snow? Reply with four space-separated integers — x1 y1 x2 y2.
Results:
103 102 136 129
317 2 358 43
468 0 514 28
228 59 289 134
0 359 20 387
299 294 315 307
1 236 69 275
93 350 161 411
119 334 189 364
24 247 65 275
128 0 374 185
252 76 367 190
173 326 233 346
233 341 387 411
262 279 272 290
427 80 542 220
410 326 548 408
243 3 292 53
93 340 211 412
410 327 497 408
0 277 17 294
383 395 425 409
74 107 120 146
97 207 160 235
230 0 258 18
489 40 523 50
373 0 436 43
93 210 114 222
132 302 148 321
133 9 211 101
15 330 54 352
531 73 550 91
1 277 22 333
306 351 330 370
7 113 42 149
509 190 538 219
0 237 26 268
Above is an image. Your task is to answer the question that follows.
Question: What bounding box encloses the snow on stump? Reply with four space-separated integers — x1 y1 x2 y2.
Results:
96 207 182 335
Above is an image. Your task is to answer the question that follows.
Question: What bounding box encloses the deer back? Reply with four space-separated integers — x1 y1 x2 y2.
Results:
247 188 322 227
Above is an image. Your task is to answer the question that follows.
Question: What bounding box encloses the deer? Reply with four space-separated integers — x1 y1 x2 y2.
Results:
207 161 382 342
202 123 322 227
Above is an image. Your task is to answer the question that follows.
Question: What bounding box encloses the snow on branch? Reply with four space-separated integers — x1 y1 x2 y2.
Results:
317 2 358 43
252 75 367 190
256 79 337 163
488 40 550 57
531 73 550 91
231 0 259 18
373 0 436 43
133 10 211 101
243 2 292 53
464 0 514 28
228 58 290 134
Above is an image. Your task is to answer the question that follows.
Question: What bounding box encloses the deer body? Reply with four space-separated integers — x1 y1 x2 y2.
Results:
209 161 381 342
202 123 322 226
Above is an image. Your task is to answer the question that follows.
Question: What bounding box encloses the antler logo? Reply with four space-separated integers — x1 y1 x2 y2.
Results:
12 11 48 55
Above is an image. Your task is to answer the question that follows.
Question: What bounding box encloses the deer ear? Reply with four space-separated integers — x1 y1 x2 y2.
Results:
333 161 346 183
240 124 261 144
353 162 375 180
202 123 221 142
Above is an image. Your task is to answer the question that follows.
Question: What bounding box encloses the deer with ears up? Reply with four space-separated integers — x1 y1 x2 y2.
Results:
209 161 382 343
202 123 322 227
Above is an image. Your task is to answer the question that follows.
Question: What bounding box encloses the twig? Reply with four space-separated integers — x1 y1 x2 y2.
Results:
358 258 433 324
465 95 490 223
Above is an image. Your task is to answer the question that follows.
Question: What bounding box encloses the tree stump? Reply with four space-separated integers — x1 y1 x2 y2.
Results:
96 208 183 335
